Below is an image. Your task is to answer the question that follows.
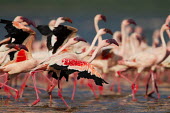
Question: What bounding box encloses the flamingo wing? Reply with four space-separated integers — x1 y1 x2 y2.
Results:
36 25 52 35
0 19 12 24
49 58 108 86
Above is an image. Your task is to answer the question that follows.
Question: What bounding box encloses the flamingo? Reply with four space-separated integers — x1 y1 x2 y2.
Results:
0 34 87 106
28 28 116 107
73 14 106 54
118 23 170 100
36 17 75 55
0 16 36 45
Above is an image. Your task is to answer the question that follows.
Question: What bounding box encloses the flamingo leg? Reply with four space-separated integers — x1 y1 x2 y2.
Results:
0 82 19 100
71 74 77 101
117 71 133 84
145 73 152 97
151 71 160 99
87 80 98 98
117 71 138 101
117 77 121 94
31 72 40 106
58 85 70 108
0 73 9 88
48 78 57 103
19 73 31 97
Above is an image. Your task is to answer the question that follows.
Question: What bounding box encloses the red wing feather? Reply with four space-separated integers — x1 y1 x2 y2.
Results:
15 49 27 62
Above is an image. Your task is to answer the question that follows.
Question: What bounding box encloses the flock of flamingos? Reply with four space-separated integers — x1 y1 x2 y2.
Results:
0 14 170 108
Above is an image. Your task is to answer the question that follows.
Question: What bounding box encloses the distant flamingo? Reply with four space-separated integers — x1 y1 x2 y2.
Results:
118 23 170 100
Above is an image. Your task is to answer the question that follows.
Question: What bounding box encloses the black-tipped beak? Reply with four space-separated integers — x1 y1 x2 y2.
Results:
63 17 73 23
104 29 113 35
74 37 87 42
128 19 137 25
106 39 119 46
101 15 106 22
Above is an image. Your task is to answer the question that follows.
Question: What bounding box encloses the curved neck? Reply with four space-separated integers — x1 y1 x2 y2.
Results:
54 20 62 28
87 46 101 62
129 35 137 55
79 33 101 58
160 27 166 49
22 34 35 53
120 24 127 55
94 19 102 44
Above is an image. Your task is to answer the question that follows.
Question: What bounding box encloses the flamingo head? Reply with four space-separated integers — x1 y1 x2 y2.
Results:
122 19 136 26
67 37 87 45
163 24 170 38
16 16 37 28
57 17 73 24
105 39 119 46
95 14 106 22
73 37 87 42
98 28 113 36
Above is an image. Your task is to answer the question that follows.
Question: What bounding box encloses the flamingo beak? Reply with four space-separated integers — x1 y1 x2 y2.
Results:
20 17 37 28
127 19 137 25
74 37 87 42
63 17 73 23
106 39 119 46
104 28 113 35
101 15 106 22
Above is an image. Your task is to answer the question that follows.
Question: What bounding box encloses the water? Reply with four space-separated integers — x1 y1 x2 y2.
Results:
1 81 170 113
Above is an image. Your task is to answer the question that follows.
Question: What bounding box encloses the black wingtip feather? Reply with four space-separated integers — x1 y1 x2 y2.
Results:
77 71 108 86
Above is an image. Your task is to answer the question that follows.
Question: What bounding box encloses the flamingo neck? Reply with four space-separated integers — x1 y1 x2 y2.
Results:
87 46 101 62
129 34 137 55
94 19 102 44
79 33 101 59
160 28 166 49
22 34 35 53
120 24 127 55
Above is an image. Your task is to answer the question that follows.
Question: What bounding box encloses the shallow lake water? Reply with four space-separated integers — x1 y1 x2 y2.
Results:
1 79 170 113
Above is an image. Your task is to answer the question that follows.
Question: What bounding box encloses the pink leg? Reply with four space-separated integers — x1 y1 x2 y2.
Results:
58 88 70 108
145 73 152 96
98 86 103 95
48 78 58 103
0 82 19 100
31 73 40 106
117 71 138 101
110 73 115 91
117 71 133 84
117 77 121 94
151 71 160 99
71 75 77 101
87 80 98 98
19 73 31 97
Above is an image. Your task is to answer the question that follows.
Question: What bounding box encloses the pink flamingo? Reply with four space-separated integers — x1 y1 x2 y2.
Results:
118 23 170 100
